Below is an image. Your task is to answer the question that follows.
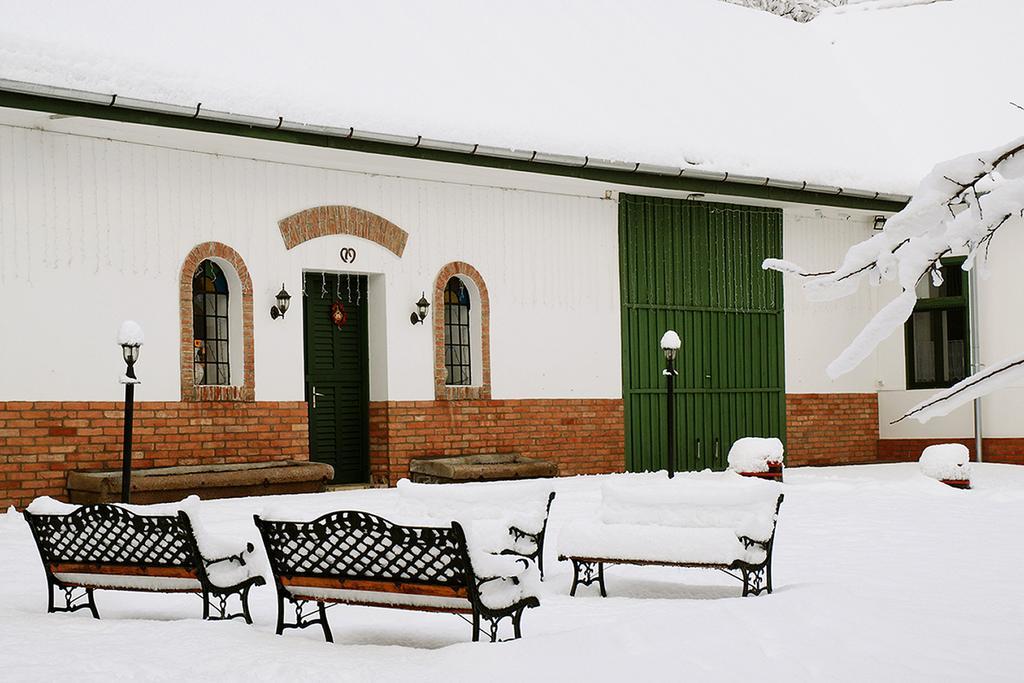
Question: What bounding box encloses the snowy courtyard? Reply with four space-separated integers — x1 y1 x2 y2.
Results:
2 463 1023 682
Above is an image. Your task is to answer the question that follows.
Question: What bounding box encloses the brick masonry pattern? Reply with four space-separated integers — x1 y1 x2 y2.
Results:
786 392 880 465
368 398 625 485
277 205 409 257
432 262 491 401
179 242 255 402
878 438 1024 465
0 401 308 508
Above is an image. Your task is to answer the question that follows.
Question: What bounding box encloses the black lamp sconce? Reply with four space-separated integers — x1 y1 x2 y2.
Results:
873 216 887 231
270 284 292 320
410 292 430 325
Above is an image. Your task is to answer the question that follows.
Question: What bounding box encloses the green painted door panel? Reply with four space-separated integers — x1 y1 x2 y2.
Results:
619 194 786 473
303 273 370 484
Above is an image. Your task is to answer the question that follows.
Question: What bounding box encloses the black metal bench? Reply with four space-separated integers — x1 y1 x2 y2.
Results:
254 510 540 643
24 503 265 622
559 494 784 598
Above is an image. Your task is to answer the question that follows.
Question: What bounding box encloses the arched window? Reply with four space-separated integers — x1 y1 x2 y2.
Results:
444 276 472 385
192 260 231 386
433 262 490 401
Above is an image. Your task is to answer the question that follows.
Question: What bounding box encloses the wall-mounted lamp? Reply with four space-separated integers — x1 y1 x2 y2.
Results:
873 216 887 231
270 284 292 320
410 292 430 325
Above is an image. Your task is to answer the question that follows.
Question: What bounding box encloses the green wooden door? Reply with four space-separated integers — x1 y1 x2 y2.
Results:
303 273 369 484
619 194 785 473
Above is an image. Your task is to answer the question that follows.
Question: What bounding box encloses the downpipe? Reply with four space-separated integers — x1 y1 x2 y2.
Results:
970 267 983 463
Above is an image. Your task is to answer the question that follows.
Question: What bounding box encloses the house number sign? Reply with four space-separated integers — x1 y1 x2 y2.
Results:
339 248 357 264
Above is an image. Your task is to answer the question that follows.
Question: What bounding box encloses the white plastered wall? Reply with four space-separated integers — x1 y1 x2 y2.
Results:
0 119 622 402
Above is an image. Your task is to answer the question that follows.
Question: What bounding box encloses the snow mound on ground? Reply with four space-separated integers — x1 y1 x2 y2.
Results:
727 437 785 472
919 444 971 481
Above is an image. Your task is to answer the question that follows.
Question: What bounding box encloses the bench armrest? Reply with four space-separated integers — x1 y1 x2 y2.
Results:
203 542 256 568
471 552 531 581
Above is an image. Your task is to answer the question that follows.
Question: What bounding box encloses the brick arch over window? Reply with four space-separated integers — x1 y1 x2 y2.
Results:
433 262 491 401
179 242 255 402
278 206 408 257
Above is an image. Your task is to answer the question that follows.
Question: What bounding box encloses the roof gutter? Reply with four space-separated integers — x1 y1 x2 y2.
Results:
0 78 910 212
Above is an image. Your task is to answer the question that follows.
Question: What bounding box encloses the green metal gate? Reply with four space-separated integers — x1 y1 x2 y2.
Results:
619 194 786 473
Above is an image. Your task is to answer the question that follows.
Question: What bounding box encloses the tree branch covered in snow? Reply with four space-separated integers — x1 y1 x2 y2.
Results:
721 0 844 22
721 0 952 22
764 135 1024 422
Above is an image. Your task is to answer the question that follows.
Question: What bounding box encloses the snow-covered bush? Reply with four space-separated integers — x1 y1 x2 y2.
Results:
919 444 971 481
727 437 785 472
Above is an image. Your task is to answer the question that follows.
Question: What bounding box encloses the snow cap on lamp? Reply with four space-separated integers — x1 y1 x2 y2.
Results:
117 320 145 347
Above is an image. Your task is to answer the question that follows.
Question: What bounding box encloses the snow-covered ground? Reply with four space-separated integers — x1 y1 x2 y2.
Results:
2 463 1023 681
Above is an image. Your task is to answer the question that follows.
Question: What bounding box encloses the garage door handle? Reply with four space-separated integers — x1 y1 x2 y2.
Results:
311 386 326 409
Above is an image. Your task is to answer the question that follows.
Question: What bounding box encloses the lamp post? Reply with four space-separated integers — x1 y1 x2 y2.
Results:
117 321 144 504
660 330 681 479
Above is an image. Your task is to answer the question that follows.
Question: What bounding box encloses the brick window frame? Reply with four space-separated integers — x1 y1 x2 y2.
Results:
433 262 491 401
179 242 255 402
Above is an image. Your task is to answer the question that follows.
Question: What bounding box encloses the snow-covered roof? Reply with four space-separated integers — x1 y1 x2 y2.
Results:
0 0 1019 196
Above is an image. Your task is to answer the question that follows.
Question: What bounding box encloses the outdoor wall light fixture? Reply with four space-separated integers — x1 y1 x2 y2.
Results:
873 216 887 231
270 284 292 320
410 292 430 325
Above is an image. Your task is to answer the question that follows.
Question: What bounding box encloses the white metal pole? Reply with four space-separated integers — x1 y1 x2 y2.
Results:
969 267 983 463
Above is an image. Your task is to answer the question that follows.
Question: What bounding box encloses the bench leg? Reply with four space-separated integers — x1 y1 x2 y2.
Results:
49 583 99 619
570 559 606 597
512 605 526 640
472 611 481 642
318 602 333 643
240 585 254 625
741 565 769 597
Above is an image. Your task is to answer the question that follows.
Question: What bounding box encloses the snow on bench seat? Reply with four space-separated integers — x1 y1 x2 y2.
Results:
559 521 767 566
558 475 783 597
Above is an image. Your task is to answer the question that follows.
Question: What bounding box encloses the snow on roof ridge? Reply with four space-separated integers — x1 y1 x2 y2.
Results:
0 77 911 204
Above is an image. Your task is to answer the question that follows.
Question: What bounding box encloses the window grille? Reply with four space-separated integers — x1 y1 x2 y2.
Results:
444 277 472 386
192 260 231 385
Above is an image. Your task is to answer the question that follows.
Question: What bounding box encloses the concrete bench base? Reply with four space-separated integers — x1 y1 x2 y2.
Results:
66 461 335 504
409 453 558 484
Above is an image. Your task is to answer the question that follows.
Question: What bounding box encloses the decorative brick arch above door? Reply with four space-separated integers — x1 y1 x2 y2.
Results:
278 206 408 257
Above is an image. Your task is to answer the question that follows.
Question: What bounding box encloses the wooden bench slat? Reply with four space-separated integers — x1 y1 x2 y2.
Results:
51 562 199 579
561 555 736 570
281 576 468 599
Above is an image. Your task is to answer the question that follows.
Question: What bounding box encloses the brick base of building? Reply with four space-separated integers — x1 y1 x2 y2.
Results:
878 438 1024 465
369 398 625 486
0 401 309 508
786 393 880 466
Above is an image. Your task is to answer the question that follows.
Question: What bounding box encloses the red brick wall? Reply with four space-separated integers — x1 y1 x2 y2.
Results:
369 399 625 485
786 393 879 466
879 438 1024 465
0 401 308 508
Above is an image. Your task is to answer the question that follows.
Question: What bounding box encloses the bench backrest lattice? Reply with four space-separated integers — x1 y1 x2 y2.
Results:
257 510 468 588
25 505 200 572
